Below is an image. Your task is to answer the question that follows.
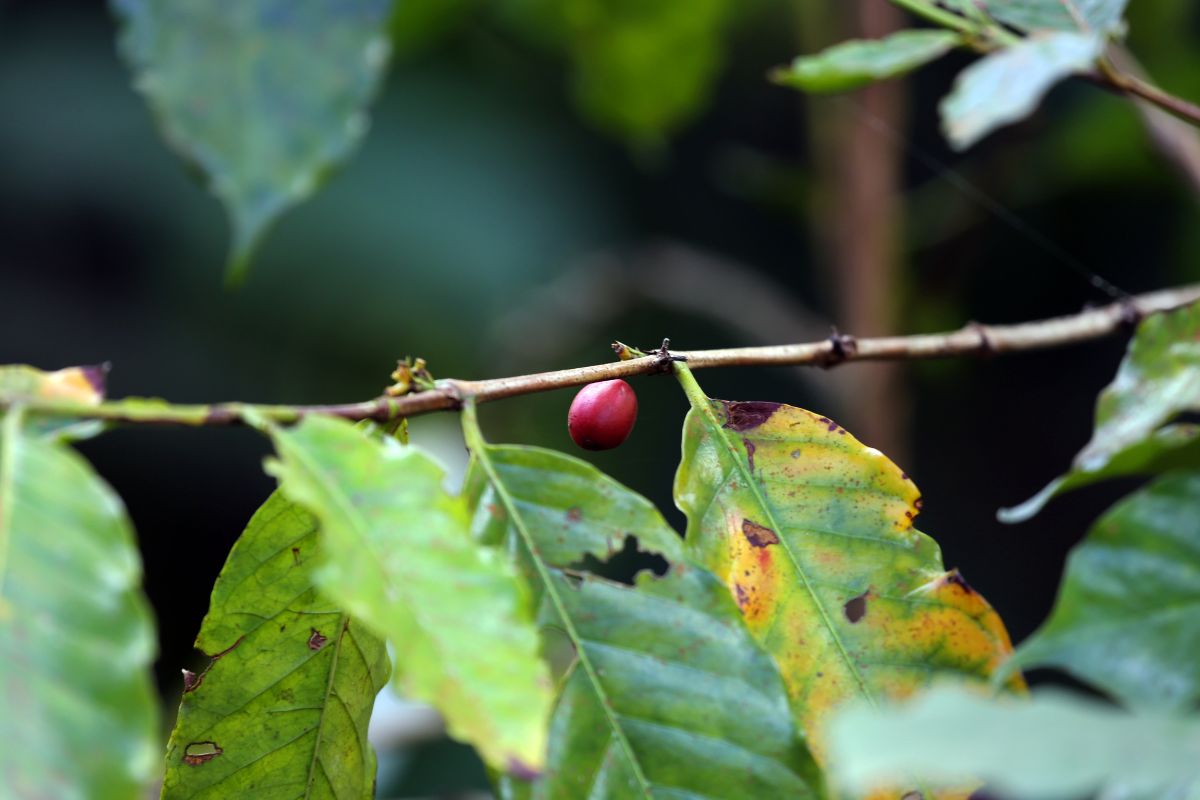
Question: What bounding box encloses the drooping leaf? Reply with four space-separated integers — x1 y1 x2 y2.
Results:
161 490 389 799
940 31 1103 150
500 0 734 145
462 417 825 799
773 30 962 94
265 417 553 774
0 363 108 440
111 0 395 283
671 366 1023 780
983 0 1130 35
1001 472 1200 711
1003 303 1200 522
0 408 158 799
827 686 1200 800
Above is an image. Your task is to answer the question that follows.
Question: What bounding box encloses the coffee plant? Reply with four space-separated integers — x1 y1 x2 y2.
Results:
3 0 1200 798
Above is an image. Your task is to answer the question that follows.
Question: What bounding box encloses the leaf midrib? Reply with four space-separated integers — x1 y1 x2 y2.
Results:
689 398 875 706
468 437 655 798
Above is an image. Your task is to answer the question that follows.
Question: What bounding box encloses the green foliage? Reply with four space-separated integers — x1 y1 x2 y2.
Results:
826 686 1200 800
1002 472 1200 711
671 365 1022 775
500 0 734 146
773 30 962 93
1003 302 1200 521
984 0 1130 34
162 490 389 799
264 416 554 774
111 0 395 283
462 415 825 799
940 31 1103 149
0 409 158 799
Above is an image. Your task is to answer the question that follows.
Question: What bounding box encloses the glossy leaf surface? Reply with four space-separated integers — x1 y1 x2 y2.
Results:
0 410 158 799
828 686 1200 800
983 0 1129 34
939 31 1103 150
774 30 961 93
266 417 553 773
1004 303 1200 521
112 0 394 282
463 432 824 800
162 490 389 799
672 369 1022 777
1003 472 1200 711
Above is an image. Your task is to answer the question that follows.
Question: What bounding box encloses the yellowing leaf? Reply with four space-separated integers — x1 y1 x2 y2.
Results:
0 364 106 405
672 366 1022 797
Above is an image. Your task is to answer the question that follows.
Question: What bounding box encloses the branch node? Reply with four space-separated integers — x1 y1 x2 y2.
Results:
968 321 995 357
818 328 858 369
438 380 467 410
1118 299 1144 330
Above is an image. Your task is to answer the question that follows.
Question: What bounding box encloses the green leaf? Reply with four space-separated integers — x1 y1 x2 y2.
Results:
111 0 395 283
940 31 1103 150
461 427 825 799
501 0 734 145
1002 471 1200 711
671 365 1022 778
0 409 158 799
826 686 1200 800
265 417 553 774
984 0 1130 34
1002 303 1200 522
773 30 962 94
161 490 389 799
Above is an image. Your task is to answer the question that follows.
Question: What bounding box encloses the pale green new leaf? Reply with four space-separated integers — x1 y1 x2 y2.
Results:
111 0 394 283
463 426 824 799
940 31 1103 150
0 409 158 799
161 490 389 799
1002 472 1200 711
774 30 962 94
984 0 1129 34
1002 303 1200 522
265 417 553 774
827 686 1200 800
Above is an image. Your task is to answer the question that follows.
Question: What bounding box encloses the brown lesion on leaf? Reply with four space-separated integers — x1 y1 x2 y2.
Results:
291 546 301 566
308 628 328 651
900 792 924 800
743 438 756 471
942 568 975 594
182 669 200 693
742 519 779 548
182 635 245 694
506 756 541 781
183 741 223 766
566 506 582 523
843 590 869 623
721 401 782 432
734 582 749 610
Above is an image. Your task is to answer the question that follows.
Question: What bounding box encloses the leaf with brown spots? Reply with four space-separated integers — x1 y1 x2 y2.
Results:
462 404 824 800
161 489 389 799
672 365 1023 797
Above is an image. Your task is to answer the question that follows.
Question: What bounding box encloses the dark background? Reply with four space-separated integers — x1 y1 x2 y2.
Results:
2 0 1197 795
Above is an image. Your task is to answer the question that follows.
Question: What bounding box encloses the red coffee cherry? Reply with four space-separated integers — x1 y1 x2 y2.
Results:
568 379 638 451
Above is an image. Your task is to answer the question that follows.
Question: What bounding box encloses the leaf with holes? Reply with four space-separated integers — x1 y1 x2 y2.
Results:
1000 472 1200 711
111 0 394 283
265 417 553 774
671 366 1022 797
462 409 824 799
161 490 390 799
827 686 1200 800
940 31 1103 150
773 30 962 93
982 0 1130 34
1002 303 1200 522
0 409 158 799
